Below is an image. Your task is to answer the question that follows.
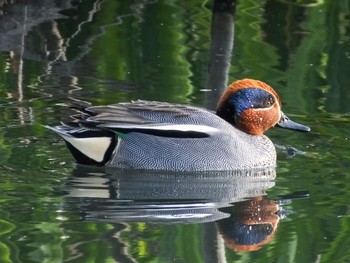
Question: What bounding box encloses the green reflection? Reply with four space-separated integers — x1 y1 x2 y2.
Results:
120 223 204 262
0 219 15 263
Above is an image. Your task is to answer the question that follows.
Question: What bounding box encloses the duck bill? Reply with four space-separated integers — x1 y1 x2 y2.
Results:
277 112 310 132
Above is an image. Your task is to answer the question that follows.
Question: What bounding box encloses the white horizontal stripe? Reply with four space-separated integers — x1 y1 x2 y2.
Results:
102 124 219 133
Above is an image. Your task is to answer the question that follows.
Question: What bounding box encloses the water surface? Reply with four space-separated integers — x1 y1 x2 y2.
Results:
0 0 350 262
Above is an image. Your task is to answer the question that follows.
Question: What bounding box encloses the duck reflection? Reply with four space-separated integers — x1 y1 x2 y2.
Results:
62 166 301 255
64 166 276 224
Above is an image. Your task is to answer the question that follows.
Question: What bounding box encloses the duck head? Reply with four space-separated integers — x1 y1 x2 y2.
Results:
216 78 310 135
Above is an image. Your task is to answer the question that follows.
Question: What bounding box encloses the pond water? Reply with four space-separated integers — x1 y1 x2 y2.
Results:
0 0 350 262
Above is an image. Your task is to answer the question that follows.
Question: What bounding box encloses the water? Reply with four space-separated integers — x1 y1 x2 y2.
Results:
0 0 350 262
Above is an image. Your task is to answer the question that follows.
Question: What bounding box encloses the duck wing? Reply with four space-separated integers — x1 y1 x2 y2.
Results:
46 100 223 166
75 100 220 138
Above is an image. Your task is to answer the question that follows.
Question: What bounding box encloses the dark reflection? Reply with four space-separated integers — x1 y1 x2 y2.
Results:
0 0 72 60
205 0 236 109
0 0 139 96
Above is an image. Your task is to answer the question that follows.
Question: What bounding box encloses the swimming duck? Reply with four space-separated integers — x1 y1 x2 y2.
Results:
46 78 310 171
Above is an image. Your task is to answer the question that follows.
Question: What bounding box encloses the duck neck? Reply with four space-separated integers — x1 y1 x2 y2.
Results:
216 100 237 126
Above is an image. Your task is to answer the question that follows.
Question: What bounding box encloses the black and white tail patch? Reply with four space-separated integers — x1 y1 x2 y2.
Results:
46 126 116 166
62 136 115 165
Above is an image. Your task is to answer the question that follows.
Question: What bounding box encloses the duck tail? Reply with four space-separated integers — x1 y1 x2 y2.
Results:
45 125 117 166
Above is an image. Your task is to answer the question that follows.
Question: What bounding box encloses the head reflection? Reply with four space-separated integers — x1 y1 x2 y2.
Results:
217 196 280 252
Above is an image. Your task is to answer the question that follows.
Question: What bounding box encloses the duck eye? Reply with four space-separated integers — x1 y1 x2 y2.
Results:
265 95 275 107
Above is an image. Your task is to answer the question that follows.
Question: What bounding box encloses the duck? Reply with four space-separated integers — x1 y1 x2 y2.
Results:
46 78 310 171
